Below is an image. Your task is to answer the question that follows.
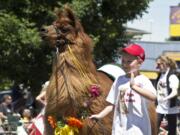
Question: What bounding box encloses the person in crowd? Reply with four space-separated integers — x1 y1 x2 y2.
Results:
11 84 23 103
27 81 49 135
36 81 49 107
11 84 35 116
90 44 157 135
155 55 179 135
21 108 32 131
0 95 13 121
21 108 32 123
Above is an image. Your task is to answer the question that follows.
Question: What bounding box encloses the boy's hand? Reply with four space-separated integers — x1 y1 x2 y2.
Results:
130 72 141 89
89 114 101 121
89 117 99 122
129 59 139 74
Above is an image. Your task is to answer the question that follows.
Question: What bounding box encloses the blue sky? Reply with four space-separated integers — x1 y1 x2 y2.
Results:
127 0 180 42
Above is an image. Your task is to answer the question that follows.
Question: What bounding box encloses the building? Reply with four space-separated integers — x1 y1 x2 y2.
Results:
134 41 180 80
169 5 180 40
125 27 151 40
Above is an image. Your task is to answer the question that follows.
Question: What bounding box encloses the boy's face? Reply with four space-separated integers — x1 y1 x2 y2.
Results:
121 53 141 73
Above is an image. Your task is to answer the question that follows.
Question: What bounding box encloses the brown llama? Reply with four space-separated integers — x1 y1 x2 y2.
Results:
40 6 157 135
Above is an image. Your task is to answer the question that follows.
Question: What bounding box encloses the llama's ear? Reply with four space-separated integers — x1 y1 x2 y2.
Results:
64 5 76 27
54 7 62 18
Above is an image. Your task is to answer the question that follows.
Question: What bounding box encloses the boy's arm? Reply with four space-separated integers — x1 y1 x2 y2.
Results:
89 105 114 120
130 72 156 101
131 84 156 101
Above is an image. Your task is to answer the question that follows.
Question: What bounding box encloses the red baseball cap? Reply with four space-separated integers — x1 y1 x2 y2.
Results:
122 44 145 61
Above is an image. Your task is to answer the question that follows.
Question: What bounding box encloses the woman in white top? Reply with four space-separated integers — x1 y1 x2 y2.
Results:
155 55 179 135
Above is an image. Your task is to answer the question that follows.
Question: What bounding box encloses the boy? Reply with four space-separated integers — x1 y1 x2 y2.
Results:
90 44 157 135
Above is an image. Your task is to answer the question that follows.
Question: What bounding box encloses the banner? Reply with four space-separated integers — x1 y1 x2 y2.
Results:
170 6 180 37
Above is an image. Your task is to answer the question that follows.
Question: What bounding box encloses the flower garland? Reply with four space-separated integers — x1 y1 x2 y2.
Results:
48 116 83 135
48 84 100 135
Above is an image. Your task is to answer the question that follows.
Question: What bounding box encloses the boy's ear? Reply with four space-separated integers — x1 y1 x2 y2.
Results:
137 57 143 64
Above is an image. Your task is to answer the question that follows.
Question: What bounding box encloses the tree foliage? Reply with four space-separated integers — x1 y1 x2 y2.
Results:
0 11 52 92
0 0 152 92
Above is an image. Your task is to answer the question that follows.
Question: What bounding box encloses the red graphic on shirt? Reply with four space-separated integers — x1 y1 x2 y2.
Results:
125 91 135 102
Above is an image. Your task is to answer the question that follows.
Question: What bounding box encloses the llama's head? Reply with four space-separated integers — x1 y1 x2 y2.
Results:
40 5 92 53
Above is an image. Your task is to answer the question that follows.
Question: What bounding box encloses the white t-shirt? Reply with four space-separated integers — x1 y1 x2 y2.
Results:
156 70 180 114
106 74 156 135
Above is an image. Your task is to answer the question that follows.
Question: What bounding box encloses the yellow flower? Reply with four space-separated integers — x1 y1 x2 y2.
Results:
55 125 79 135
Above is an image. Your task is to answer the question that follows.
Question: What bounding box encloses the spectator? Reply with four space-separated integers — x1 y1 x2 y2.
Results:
27 81 49 135
21 109 32 123
36 81 49 106
155 55 179 135
21 108 32 131
0 95 13 121
11 84 23 103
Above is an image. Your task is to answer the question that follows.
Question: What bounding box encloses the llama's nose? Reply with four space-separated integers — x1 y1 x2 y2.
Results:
40 27 48 33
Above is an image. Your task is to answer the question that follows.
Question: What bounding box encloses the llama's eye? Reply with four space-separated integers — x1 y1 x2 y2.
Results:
60 27 69 33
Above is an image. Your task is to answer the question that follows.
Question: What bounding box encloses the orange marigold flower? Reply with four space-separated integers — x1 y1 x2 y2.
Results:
67 117 83 129
48 115 57 129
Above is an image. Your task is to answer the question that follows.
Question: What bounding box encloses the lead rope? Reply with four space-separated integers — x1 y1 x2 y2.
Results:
55 47 77 116
67 45 106 134
67 46 108 134
67 45 96 87
55 47 59 119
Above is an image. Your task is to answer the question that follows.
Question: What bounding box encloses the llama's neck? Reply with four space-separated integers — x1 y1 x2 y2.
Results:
48 52 98 114
52 51 96 92
56 49 97 83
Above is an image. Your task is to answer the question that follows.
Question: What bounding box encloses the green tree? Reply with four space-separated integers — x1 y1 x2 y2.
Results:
0 12 52 92
72 0 152 65
0 0 152 92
